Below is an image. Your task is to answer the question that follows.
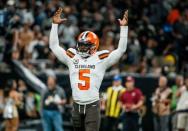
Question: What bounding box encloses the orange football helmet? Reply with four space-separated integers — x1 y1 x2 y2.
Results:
76 31 99 58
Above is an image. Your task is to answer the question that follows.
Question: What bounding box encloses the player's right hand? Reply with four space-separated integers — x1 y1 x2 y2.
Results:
52 7 67 24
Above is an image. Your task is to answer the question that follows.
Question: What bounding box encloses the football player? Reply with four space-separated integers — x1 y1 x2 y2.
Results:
49 7 128 131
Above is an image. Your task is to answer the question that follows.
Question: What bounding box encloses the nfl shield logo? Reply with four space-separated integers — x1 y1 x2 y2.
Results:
73 59 79 64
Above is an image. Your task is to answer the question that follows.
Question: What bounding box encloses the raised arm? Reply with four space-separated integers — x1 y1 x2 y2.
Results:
49 8 69 65
104 10 128 68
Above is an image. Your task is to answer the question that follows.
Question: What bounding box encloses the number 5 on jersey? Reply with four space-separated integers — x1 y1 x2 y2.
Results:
78 69 90 90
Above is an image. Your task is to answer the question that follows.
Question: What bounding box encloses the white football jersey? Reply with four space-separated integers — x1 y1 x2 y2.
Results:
49 24 128 104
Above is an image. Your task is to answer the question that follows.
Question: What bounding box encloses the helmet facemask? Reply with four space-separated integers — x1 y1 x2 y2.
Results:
76 41 96 58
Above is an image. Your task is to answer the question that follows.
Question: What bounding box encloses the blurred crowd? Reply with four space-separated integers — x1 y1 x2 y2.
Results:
0 0 188 77
151 75 188 131
0 79 40 131
100 74 188 131
1 74 188 131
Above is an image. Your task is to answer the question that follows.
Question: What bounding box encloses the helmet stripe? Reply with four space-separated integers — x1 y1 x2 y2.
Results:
81 31 89 40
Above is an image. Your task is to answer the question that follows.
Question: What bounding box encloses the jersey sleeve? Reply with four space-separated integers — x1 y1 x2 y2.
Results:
98 50 110 60
102 26 128 69
49 23 70 65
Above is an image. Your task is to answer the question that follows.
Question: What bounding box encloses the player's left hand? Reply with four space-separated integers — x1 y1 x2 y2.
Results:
118 10 128 26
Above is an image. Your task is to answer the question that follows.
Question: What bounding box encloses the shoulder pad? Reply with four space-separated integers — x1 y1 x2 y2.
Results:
66 48 76 58
97 50 110 60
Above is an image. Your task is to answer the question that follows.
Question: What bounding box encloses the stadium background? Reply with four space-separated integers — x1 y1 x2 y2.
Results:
0 0 188 131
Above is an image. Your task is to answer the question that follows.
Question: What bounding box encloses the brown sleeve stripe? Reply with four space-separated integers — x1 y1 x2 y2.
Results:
99 53 110 59
66 50 75 58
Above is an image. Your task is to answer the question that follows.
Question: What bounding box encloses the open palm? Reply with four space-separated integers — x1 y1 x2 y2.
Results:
118 10 128 26
52 7 67 24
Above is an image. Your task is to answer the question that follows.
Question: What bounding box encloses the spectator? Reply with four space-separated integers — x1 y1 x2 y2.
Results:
59 19 79 48
150 57 162 76
19 5 34 25
171 75 184 111
25 92 37 118
18 22 34 56
102 75 125 131
41 75 67 131
17 79 27 120
11 49 20 61
170 75 185 131
27 31 45 60
3 80 22 131
152 76 172 131
18 80 27 94
34 93 41 116
176 75 188 131
100 31 115 52
120 76 144 131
